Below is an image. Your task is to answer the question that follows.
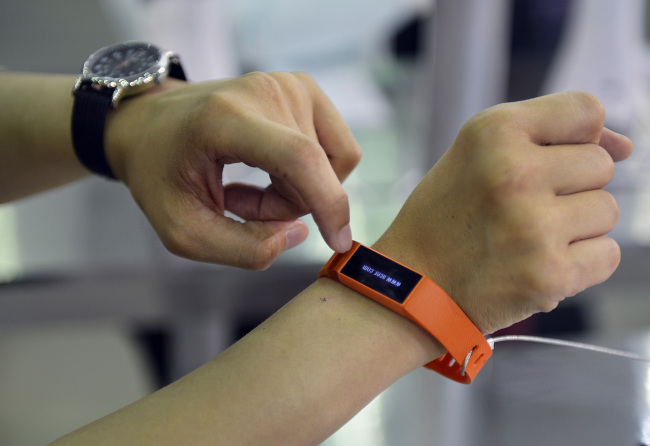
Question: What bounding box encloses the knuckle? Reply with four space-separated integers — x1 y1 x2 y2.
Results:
604 239 622 275
286 136 325 167
332 143 363 175
346 143 363 166
571 91 606 123
457 109 528 186
588 237 621 285
291 71 316 84
266 136 327 196
245 71 284 99
237 239 280 271
269 71 301 88
328 187 350 213
289 71 320 94
191 89 246 132
275 72 312 109
459 103 519 144
593 145 616 180
602 190 619 227
242 70 275 85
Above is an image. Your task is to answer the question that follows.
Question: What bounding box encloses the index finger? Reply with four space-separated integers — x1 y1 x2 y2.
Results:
226 117 353 253
293 72 362 182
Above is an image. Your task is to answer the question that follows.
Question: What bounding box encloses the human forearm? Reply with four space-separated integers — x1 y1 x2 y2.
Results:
47 91 635 445
52 276 443 446
0 73 88 202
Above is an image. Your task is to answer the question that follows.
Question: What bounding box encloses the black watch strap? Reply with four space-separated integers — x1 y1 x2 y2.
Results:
71 60 187 180
72 86 116 179
168 60 186 81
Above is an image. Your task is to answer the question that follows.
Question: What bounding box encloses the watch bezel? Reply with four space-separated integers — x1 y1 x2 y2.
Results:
73 41 179 107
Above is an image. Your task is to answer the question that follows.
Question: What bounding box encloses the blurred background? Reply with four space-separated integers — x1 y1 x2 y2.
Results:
2 0 650 444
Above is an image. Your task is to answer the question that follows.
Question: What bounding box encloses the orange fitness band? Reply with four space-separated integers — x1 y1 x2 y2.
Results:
319 241 492 384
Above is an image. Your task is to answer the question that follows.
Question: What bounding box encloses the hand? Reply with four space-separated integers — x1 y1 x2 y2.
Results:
374 91 633 334
104 72 361 269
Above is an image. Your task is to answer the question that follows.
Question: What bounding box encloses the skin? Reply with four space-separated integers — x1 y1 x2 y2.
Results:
0 71 362 269
44 91 632 445
374 92 630 333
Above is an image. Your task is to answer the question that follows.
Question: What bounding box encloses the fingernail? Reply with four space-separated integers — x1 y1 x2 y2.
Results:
285 224 309 251
333 224 352 252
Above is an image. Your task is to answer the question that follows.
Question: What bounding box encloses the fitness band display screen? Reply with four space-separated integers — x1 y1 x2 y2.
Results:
340 245 422 303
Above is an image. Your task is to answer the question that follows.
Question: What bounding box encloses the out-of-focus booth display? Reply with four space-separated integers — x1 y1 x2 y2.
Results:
3 0 650 444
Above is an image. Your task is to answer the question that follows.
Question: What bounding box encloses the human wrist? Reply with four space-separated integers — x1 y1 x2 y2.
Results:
103 79 186 183
103 88 160 182
320 240 491 382
371 231 484 333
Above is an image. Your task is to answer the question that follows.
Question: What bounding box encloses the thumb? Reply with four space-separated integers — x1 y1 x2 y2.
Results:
276 219 310 252
154 200 310 269
217 219 310 270
599 128 633 162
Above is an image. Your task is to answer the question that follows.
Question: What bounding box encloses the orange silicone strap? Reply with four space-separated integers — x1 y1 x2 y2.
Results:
405 279 491 383
319 242 492 384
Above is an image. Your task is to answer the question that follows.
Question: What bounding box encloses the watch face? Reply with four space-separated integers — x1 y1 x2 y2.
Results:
87 42 161 79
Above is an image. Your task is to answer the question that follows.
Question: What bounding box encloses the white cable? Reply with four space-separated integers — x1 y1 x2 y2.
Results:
487 335 650 362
